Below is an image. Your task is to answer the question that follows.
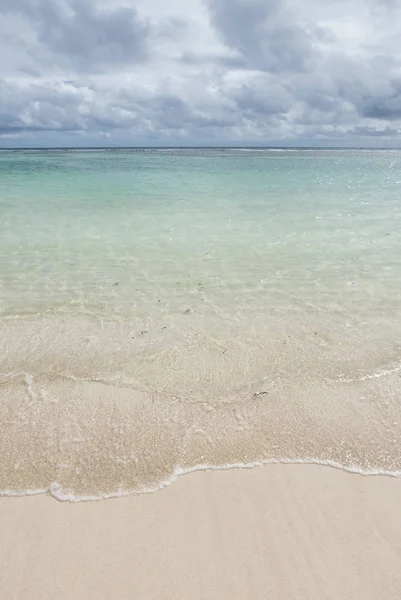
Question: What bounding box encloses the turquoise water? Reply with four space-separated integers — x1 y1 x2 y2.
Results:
1 149 401 500
1 149 401 319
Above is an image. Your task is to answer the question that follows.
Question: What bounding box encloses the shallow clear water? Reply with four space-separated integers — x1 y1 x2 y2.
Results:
1 148 401 500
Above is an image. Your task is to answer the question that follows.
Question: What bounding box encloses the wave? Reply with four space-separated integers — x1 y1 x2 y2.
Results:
2 457 401 503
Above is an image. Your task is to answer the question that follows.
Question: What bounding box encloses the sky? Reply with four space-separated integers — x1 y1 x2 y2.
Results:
1 0 401 147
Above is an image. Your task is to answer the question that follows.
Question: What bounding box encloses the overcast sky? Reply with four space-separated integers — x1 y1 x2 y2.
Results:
1 0 401 147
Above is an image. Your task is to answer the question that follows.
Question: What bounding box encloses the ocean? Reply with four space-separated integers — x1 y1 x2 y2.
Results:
1 148 401 500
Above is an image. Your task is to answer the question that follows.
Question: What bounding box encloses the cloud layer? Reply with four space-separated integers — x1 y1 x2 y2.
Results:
1 0 401 146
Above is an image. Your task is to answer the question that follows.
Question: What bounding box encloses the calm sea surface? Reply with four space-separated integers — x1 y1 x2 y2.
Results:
1 148 401 500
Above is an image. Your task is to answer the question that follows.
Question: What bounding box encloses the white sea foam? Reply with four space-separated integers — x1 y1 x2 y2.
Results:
1 458 401 503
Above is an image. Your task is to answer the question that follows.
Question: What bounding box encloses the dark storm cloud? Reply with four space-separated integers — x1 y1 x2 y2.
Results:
2 0 150 71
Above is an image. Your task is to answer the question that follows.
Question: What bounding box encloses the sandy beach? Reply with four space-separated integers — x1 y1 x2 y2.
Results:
1 464 401 600
3 0 401 594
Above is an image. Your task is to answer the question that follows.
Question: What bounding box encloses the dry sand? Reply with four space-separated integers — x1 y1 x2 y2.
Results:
1 464 401 600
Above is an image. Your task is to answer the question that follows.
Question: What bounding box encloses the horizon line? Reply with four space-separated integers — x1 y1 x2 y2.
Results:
1 145 400 151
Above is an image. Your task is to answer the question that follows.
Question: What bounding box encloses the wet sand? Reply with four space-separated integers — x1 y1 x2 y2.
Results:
1 464 401 600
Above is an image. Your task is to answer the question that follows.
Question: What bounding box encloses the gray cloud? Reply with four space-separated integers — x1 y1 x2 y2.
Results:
1 0 401 146
0 78 238 144
229 79 293 118
360 88 401 120
2 0 150 72
351 125 399 136
0 79 94 134
206 0 316 73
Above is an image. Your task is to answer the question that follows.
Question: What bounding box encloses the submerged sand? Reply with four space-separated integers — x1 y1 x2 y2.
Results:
2 313 401 499
1 464 401 600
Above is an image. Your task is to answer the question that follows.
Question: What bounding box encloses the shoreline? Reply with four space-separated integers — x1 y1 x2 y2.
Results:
2 458 401 502
2 312 401 497
2 463 401 600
